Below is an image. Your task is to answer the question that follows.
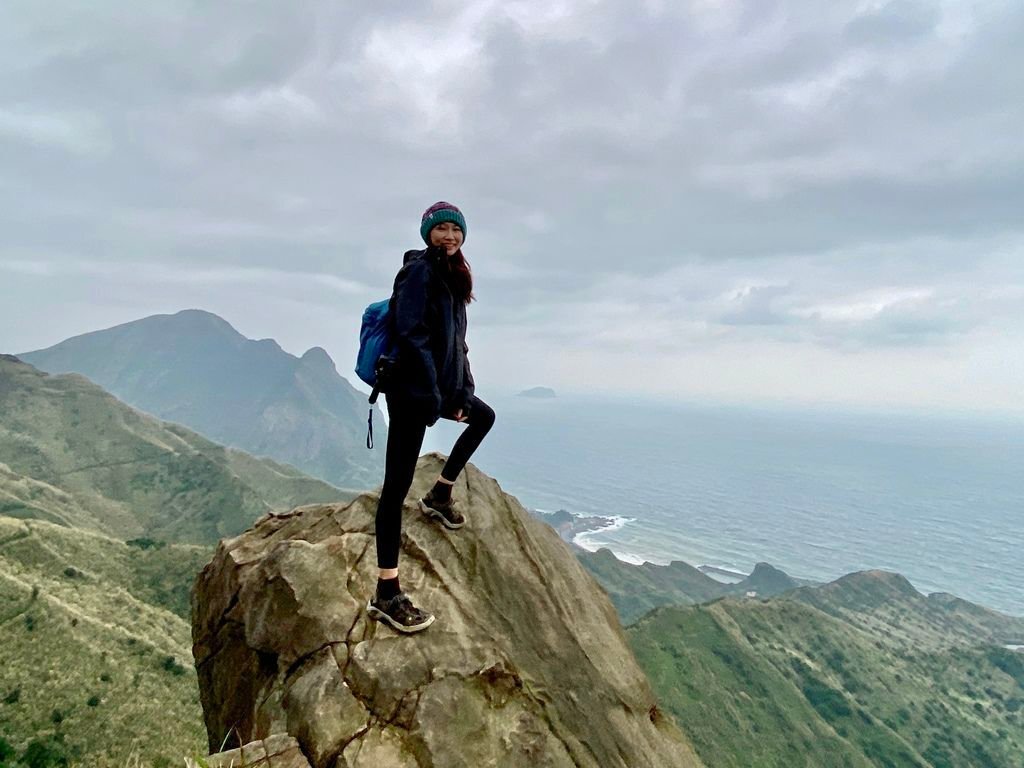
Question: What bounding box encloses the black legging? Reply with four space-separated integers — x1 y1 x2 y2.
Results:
374 393 496 569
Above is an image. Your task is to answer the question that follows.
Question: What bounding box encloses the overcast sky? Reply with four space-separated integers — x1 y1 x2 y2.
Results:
2 1 1022 415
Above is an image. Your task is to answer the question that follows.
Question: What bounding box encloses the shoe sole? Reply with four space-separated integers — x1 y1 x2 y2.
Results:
419 499 465 529
365 598 435 633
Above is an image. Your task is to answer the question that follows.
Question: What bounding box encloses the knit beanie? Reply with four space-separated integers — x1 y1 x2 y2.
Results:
420 201 467 245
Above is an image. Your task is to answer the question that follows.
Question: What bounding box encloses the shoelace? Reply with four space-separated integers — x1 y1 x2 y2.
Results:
394 593 428 620
390 592 413 612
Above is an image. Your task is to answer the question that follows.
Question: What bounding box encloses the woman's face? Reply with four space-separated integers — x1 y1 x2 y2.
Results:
429 221 464 256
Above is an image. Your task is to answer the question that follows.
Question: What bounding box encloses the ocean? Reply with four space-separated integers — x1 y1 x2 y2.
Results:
419 393 1024 617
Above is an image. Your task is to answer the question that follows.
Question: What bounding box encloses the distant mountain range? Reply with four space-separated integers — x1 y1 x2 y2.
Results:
17 309 384 490
574 546 806 623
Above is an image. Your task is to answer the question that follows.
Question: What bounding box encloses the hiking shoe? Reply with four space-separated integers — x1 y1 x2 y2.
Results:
366 591 435 634
419 489 466 529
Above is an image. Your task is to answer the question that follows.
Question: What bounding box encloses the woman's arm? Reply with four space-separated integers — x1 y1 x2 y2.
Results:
392 258 441 423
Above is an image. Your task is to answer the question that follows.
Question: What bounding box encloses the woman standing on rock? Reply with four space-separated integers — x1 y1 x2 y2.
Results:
366 201 496 634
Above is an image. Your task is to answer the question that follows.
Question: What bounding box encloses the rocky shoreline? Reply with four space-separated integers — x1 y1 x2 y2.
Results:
528 507 616 544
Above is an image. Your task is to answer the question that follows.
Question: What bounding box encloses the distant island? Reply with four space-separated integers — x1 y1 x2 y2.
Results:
518 386 556 398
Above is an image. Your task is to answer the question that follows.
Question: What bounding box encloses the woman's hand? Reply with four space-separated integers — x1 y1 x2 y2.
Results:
451 407 467 422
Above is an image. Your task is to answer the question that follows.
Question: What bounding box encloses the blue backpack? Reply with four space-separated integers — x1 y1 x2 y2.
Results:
355 298 396 388
355 298 398 448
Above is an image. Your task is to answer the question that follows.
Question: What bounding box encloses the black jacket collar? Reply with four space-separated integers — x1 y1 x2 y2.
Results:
403 246 444 266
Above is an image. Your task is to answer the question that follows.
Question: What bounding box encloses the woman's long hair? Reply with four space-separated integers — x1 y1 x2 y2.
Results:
444 248 475 304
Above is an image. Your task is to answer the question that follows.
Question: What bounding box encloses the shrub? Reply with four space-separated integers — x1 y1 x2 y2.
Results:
801 677 852 722
825 649 846 671
50 709 63 724
126 537 166 551
86 695 100 707
161 656 186 676
3 688 19 705
987 647 1024 686
20 735 72 768
840 672 863 694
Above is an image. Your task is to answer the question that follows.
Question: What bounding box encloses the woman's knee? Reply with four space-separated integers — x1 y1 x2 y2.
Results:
472 399 496 431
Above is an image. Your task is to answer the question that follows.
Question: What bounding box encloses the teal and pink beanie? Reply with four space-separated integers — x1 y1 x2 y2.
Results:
420 201 467 245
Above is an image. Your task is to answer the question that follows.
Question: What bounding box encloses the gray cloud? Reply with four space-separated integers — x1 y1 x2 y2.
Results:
719 285 795 327
1 1 1023 411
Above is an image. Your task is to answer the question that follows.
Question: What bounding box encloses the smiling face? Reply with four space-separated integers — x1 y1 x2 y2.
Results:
429 221 464 256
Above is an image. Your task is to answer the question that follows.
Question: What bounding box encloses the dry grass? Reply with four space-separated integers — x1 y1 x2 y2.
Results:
0 516 207 766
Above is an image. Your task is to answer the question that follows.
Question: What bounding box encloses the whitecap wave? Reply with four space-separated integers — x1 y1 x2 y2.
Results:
571 515 636 552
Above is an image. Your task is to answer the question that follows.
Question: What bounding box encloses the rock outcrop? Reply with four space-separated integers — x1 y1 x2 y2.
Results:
191 453 703 768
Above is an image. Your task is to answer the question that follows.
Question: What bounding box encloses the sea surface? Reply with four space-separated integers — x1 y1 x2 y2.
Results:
417 393 1024 617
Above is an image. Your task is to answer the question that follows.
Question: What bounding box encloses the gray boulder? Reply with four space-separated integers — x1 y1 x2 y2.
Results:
192 453 702 768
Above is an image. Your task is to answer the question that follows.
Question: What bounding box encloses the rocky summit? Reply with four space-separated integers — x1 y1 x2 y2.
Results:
191 452 702 768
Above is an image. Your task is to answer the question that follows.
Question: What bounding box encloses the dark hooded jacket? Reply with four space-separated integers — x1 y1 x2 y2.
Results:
387 245 474 425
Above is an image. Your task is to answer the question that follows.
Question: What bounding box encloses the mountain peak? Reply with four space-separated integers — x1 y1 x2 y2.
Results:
737 562 799 594
299 345 337 373
192 453 701 767
146 308 245 341
839 569 919 594
794 568 923 615
171 308 234 326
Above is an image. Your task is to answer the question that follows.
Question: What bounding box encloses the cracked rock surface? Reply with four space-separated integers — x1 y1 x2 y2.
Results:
192 452 703 768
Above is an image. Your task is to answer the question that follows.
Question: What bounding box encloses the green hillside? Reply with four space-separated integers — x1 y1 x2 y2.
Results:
0 516 207 767
0 354 364 766
0 355 349 545
628 570 1024 768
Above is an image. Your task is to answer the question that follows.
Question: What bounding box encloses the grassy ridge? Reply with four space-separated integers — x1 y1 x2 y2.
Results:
0 516 208 766
628 571 1024 768
0 357 348 545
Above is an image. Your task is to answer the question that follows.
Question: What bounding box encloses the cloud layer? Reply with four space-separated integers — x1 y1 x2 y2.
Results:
2 1 1022 412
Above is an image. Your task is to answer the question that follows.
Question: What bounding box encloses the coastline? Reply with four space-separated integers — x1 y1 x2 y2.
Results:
434 393 1024 618
528 506 1024 619
530 506 758 581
